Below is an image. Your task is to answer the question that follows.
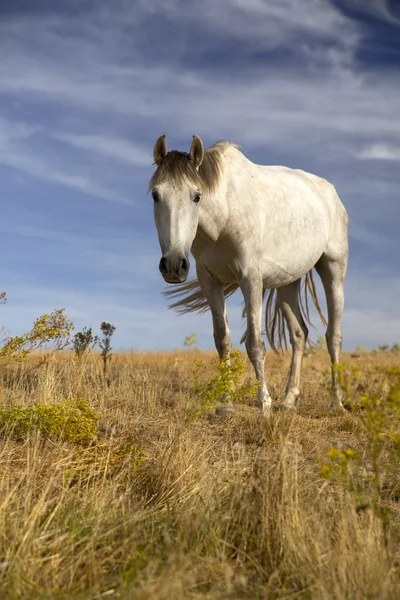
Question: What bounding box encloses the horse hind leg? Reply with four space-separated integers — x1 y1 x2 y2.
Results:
277 280 308 411
315 253 347 411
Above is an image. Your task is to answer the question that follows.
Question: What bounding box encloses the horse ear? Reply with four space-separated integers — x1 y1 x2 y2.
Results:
153 135 168 165
189 135 204 169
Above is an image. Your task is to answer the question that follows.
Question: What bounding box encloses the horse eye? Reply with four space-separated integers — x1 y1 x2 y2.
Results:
193 192 202 203
152 191 159 202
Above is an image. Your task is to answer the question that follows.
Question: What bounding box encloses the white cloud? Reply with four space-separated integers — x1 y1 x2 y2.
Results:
132 0 360 50
0 13 397 153
1 54 399 163
357 143 400 161
0 117 37 140
0 1 397 164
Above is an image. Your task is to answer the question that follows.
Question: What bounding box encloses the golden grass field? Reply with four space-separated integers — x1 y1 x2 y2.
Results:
0 348 399 599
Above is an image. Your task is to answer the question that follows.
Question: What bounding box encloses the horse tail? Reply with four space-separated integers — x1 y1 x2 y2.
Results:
164 270 326 353
163 279 239 314
265 270 327 353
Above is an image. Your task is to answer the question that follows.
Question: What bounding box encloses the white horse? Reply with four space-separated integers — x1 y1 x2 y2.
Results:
150 135 348 413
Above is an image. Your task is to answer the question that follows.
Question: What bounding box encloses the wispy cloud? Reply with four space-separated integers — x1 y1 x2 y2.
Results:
0 117 134 205
0 1 399 350
0 117 37 140
0 1 398 158
53 133 151 166
342 0 400 25
132 0 360 48
0 145 134 205
357 143 400 161
0 16 398 152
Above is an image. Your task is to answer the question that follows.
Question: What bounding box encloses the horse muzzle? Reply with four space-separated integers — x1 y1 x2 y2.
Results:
159 254 190 283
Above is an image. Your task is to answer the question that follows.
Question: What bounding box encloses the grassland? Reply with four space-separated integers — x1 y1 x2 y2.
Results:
0 348 399 599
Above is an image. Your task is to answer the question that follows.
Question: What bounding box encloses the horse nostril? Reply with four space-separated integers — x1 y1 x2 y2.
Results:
181 258 189 273
159 256 168 275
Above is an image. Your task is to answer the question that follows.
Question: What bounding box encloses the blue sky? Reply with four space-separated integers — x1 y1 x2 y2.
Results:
0 0 399 351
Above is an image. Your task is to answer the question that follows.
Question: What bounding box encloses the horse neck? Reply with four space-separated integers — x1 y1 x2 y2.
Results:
196 188 228 244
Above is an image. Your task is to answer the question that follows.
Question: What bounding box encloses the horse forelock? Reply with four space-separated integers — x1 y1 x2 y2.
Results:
149 141 236 194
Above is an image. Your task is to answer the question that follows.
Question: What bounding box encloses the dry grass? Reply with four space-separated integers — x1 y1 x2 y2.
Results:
0 349 399 599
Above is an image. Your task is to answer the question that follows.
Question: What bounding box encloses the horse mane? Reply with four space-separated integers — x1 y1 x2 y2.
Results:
163 270 327 353
149 141 238 194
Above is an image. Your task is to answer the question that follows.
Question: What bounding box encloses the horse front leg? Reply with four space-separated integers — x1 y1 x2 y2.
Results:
240 274 272 415
196 265 234 412
196 265 231 362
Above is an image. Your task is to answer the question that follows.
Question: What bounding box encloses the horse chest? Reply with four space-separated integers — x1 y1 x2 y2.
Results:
191 240 243 283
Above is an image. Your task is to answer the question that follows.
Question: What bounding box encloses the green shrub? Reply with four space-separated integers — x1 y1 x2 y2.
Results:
184 333 198 350
72 327 98 359
99 322 116 376
0 398 99 445
321 365 400 527
190 349 259 418
0 308 73 362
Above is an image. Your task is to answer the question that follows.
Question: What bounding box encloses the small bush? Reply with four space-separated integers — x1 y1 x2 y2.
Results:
0 308 73 362
72 327 98 359
355 345 368 353
0 398 99 445
378 344 390 353
184 333 198 350
190 349 258 418
99 322 116 376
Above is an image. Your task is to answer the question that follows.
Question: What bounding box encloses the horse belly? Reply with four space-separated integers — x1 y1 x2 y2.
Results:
261 210 329 288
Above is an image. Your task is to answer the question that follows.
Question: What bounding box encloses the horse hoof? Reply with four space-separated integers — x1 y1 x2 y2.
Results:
215 404 236 416
330 403 347 414
260 404 272 417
